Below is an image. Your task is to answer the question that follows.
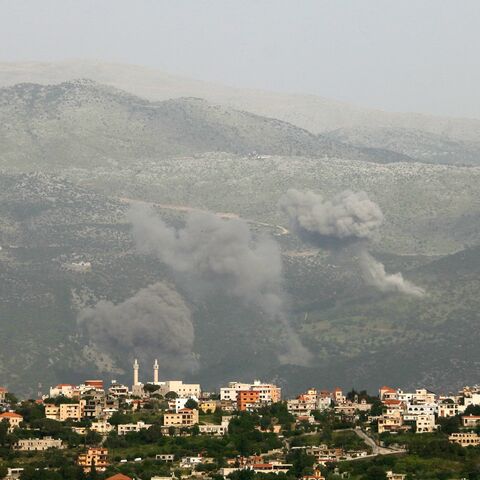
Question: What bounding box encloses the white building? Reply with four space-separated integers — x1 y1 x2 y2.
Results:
159 381 201 398
90 421 114 435
173 396 199 413
198 417 231 436
415 414 437 433
118 421 152 436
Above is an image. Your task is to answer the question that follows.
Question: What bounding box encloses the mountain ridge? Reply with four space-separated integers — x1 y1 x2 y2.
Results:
1 60 480 143
0 79 414 170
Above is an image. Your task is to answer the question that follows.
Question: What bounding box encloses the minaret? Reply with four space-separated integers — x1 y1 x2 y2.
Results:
153 359 159 384
133 358 139 386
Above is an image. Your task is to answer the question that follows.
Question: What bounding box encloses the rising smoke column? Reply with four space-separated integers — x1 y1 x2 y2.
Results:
279 188 425 297
359 251 425 297
128 204 313 366
78 282 198 375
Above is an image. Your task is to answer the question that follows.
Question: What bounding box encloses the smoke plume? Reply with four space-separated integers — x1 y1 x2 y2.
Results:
78 282 198 375
359 251 425 297
279 189 383 243
279 188 425 297
128 204 312 366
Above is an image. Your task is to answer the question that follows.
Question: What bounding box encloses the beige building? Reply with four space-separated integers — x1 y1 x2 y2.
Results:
462 415 480 428
77 447 109 473
164 408 199 427
415 414 437 433
378 411 404 434
0 412 23 432
45 404 61 420
90 420 114 435
13 437 64 451
386 472 407 480
44 402 84 421
60 403 84 421
449 432 480 447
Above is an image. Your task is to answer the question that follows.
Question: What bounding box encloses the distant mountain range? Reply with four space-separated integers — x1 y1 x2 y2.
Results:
0 61 479 396
2 59 480 144
0 79 414 170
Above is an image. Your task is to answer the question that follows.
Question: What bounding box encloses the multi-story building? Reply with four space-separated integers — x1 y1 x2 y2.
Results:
13 437 64 451
198 417 231 436
108 382 129 398
0 412 23 432
438 400 459 418
199 400 217 414
415 414 437 433
77 447 109 473
220 380 281 405
163 408 199 427
0 387 7 403
90 420 114 435
159 381 201 398
379 386 398 401
48 384 77 399
117 421 152 436
449 432 480 447
237 390 261 412
59 403 84 421
462 415 480 428
220 382 253 402
378 411 404 434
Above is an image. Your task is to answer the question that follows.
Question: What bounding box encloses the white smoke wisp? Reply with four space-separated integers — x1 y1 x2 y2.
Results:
78 282 198 375
128 204 313 366
359 251 425 297
279 189 384 241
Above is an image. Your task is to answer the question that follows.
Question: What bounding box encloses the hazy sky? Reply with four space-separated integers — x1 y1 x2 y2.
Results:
1 0 479 118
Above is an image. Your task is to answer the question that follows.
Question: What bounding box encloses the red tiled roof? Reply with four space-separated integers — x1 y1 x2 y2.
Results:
106 475 133 480
0 412 23 418
380 386 396 392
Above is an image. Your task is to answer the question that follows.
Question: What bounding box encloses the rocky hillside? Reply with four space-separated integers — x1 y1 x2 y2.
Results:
0 80 413 171
327 127 480 166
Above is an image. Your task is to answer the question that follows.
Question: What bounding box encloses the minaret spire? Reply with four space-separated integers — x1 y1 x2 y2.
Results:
153 359 159 384
133 358 139 386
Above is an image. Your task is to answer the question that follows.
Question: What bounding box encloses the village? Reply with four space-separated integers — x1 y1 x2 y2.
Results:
0 360 479 480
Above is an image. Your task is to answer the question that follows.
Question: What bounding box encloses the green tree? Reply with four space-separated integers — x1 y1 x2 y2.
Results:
185 398 198 409
364 466 387 480
0 420 8 446
144 383 161 394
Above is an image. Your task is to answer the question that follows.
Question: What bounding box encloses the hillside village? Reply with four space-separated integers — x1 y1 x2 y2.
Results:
1 361 480 480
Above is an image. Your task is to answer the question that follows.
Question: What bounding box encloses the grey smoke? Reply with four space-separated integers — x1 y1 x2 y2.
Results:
279 189 383 242
359 252 425 297
128 204 312 366
78 282 198 375
280 188 425 297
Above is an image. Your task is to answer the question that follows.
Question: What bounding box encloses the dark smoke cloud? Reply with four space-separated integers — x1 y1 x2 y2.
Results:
128 204 312 366
78 282 198 375
280 189 425 297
